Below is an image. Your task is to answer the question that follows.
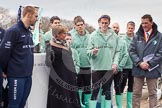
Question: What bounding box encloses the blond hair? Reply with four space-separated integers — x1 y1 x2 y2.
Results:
22 6 36 17
52 25 68 37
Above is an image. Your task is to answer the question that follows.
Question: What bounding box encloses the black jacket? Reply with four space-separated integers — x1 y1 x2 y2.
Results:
0 27 5 43
46 44 81 108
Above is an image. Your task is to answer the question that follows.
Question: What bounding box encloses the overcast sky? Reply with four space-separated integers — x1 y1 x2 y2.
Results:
0 0 162 33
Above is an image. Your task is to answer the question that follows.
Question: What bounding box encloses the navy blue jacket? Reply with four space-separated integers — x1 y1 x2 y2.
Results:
0 27 5 43
0 27 5 73
129 23 162 78
0 21 34 77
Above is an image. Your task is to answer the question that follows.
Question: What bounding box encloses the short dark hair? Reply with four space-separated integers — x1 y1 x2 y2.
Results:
50 16 60 24
141 14 153 22
98 15 110 23
127 21 135 27
73 16 85 25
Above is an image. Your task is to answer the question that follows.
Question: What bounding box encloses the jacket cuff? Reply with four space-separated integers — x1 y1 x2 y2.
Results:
136 61 142 67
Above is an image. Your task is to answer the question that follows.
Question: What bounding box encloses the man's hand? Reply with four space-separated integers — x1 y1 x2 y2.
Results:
93 47 99 55
139 62 150 70
112 64 118 74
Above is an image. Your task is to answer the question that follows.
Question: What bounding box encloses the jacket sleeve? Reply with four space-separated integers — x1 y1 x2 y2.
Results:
0 28 5 43
112 37 120 65
70 37 76 49
0 29 17 72
45 45 55 67
128 36 142 66
87 35 95 58
118 40 129 70
71 48 80 74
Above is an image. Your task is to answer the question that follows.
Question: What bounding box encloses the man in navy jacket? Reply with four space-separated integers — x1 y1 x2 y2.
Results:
0 6 38 108
129 14 162 108
0 27 5 107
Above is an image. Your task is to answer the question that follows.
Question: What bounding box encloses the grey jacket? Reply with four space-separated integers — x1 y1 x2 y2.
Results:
129 23 162 78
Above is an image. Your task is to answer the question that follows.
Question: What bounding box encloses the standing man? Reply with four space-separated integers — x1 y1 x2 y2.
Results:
87 15 120 108
70 16 91 108
43 16 60 47
129 14 162 108
0 6 38 108
111 22 120 35
0 27 5 43
111 22 128 108
0 27 5 107
120 21 135 108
